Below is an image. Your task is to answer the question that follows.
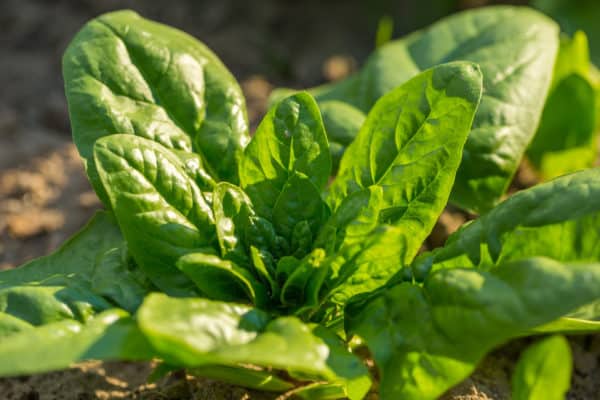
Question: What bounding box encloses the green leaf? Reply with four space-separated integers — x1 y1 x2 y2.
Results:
512 335 572 400
319 101 366 172
412 168 600 279
280 249 327 310
212 182 255 266
527 32 597 180
190 365 294 392
137 293 336 380
94 134 216 295
239 92 331 222
0 211 121 287
0 280 112 326
0 309 155 377
286 6 559 212
63 10 248 203
176 253 268 308
346 257 600 400
323 62 482 302
0 211 149 317
272 172 330 241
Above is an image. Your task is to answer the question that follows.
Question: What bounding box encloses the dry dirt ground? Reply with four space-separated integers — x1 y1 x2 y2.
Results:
1 0 599 399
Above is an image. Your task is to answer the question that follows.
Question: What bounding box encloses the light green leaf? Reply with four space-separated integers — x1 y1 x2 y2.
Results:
94 134 216 295
137 293 335 380
239 92 331 222
63 10 248 203
0 309 155 377
412 168 600 278
323 62 481 302
527 32 597 180
512 335 572 400
346 257 600 400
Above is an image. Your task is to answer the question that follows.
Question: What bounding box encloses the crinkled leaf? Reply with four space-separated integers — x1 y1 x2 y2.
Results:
284 6 559 211
94 134 216 295
212 182 255 266
0 309 155 377
63 10 248 203
239 92 331 221
346 257 600 400
176 253 268 308
512 335 572 400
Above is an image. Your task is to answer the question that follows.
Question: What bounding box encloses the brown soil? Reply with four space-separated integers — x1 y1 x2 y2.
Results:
1 0 599 399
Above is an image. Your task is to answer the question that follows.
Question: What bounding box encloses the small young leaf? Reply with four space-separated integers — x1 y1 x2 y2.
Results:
512 335 572 400
239 92 331 221
212 182 255 266
176 253 268 308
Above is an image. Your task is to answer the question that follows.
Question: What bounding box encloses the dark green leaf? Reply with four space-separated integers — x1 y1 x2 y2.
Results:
346 257 600 400
63 10 248 203
412 168 600 278
285 6 559 212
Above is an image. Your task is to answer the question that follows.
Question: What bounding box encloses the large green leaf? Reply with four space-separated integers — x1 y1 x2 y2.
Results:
412 168 600 278
322 62 482 303
137 293 369 394
0 309 155 377
0 212 150 318
346 257 600 400
512 335 572 400
94 134 216 295
277 6 559 212
239 93 331 223
63 10 248 204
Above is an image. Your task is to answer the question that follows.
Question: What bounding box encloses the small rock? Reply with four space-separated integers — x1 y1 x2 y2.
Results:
7 209 65 239
41 92 70 133
428 209 467 249
0 107 18 135
78 191 101 208
322 55 356 82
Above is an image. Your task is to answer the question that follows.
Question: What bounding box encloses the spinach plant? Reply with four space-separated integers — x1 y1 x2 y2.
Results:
1 8 600 400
